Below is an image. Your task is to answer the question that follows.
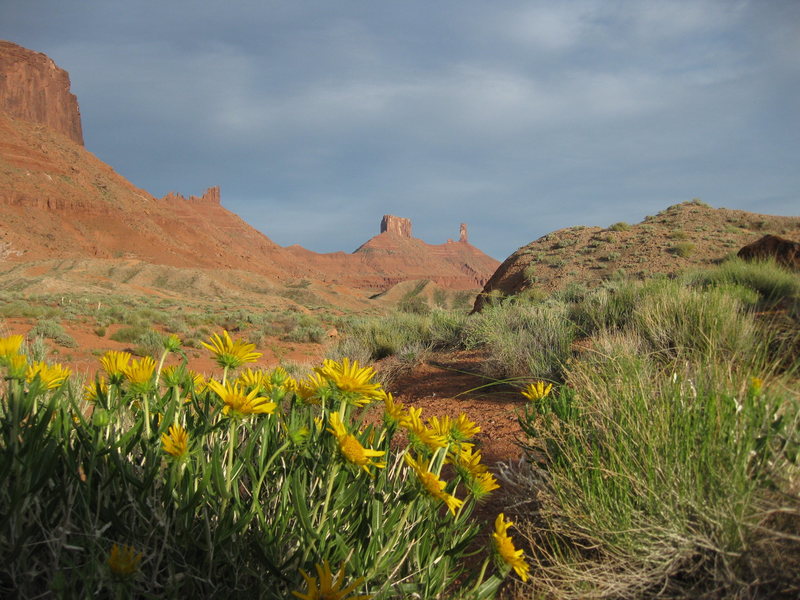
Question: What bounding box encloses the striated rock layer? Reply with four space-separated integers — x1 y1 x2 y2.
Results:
0 41 83 145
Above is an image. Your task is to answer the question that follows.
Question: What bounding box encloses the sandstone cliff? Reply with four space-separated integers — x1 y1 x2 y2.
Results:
0 41 83 145
0 41 500 297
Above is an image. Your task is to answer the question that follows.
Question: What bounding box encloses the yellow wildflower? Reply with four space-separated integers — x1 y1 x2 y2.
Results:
292 560 371 600
403 406 447 453
327 412 386 475
237 367 271 393
100 350 132 385
749 376 763 395
0 334 24 359
83 376 108 404
201 330 262 370
296 372 329 404
124 356 156 390
404 454 463 515
161 424 189 458
5 353 28 378
451 413 481 441
207 379 277 417
315 358 383 404
492 513 529 582
26 361 71 390
521 381 553 401
107 543 143 577
382 392 407 427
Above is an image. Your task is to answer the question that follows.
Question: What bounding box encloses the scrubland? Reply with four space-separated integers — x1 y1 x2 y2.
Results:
1 257 799 598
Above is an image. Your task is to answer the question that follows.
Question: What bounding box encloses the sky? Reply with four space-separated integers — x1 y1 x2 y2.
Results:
2 1 798 260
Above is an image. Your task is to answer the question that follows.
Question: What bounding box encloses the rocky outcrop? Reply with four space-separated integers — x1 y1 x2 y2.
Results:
381 215 412 237
460 223 468 243
0 41 83 145
738 234 800 270
161 186 221 205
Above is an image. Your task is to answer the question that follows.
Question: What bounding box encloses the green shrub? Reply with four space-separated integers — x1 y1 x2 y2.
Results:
30 318 77 348
687 257 800 304
670 241 695 257
109 324 149 344
512 356 799 598
463 300 575 380
608 221 631 232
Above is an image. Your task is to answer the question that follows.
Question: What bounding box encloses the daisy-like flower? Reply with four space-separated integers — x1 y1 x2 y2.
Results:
161 424 189 458
201 330 262 370
382 392 407 428
749 376 764 395
296 372 330 404
327 412 386 475
492 513 530 582
237 367 271 393
451 445 487 476
292 560 371 600
187 369 206 394
0 334 24 360
315 358 383 404
83 376 108 404
26 361 71 390
5 353 28 379
451 414 481 441
521 381 553 402
107 543 143 577
403 406 447 453
124 356 156 392
207 379 277 417
404 454 463 515
467 470 500 501
100 350 132 385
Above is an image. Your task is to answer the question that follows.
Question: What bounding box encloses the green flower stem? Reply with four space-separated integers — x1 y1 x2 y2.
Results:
316 461 340 536
225 418 237 498
142 394 151 438
154 348 169 388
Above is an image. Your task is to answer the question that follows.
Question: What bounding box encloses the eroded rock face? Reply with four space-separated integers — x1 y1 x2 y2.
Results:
0 41 83 145
161 186 221 205
381 215 412 237
738 234 800 270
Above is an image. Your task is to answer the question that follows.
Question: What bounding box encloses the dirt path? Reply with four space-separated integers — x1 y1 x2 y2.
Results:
384 350 526 464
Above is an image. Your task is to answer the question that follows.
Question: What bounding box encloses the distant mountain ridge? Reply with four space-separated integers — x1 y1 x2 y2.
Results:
0 40 498 294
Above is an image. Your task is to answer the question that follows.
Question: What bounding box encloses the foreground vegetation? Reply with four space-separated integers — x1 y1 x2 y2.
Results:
332 258 800 598
0 334 524 598
2 256 799 599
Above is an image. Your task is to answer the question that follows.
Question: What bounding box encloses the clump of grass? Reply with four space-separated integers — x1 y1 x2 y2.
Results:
670 241 696 257
687 257 800 304
30 318 77 348
463 300 575 380
608 221 631 232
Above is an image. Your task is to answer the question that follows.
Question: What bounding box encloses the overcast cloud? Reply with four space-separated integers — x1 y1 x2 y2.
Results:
2 1 798 259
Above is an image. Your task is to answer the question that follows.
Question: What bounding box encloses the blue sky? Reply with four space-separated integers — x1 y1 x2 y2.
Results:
2 1 798 260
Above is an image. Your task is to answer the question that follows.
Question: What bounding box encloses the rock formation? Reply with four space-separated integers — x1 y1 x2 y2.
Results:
381 215 412 237
161 186 221 205
738 234 800 270
460 223 468 243
0 40 83 145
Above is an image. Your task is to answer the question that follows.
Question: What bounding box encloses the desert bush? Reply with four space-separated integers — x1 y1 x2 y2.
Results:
0 335 516 598
331 309 466 362
134 329 166 358
670 241 695 257
608 221 631 232
633 280 757 361
686 257 800 304
568 279 642 335
510 356 800 599
463 300 575 380
30 318 77 348
109 324 149 344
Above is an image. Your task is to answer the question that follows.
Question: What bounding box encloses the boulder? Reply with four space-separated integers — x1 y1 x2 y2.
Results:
737 234 800 270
